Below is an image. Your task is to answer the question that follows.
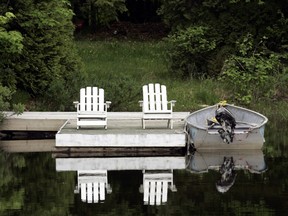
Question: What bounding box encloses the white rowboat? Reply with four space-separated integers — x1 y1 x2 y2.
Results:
185 103 268 150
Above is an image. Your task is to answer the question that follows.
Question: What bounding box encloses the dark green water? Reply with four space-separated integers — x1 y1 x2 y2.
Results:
0 119 287 216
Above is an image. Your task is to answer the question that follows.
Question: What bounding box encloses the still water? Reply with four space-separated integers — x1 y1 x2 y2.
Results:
0 118 287 216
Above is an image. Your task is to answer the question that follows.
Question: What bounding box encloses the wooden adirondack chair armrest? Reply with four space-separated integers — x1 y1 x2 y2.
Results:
106 101 112 109
73 101 79 108
169 100 176 111
169 100 176 106
139 100 143 107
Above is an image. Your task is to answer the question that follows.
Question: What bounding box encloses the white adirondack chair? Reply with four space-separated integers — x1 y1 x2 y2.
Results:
74 170 112 204
74 87 111 129
139 170 177 206
139 83 176 129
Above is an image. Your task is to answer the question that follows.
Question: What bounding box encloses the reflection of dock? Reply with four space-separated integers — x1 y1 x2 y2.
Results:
56 156 185 205
0 140 56 153
0 139 185 155
56 156 186 171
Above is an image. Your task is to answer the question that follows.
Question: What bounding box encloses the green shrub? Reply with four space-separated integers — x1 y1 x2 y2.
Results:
79 0 127 28
165 26 216 79
220 34 288 105
0 12 23 89
0 0 84 97
98 74 140 111
0 85 24 122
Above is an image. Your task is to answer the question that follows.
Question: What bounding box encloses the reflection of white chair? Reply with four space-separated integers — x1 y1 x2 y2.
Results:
74 86 111 129
139 83 176 129
139 170 177 205
74 170 112 203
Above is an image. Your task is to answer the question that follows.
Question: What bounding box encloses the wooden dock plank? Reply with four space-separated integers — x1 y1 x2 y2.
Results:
1 112 189 149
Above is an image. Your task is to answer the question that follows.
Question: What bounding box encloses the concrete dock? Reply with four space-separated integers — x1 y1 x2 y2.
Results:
56 112 188 147
1 112 189 149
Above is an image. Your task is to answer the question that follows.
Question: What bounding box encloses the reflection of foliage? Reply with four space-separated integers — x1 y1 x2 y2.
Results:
263 118 288 158
0 188 25 212
0 151 26 214
170 170 274 215
20 153 75 216
0 152 75 215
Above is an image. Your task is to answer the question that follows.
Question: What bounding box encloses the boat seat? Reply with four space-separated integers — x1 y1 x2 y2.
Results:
208 127 250 135
208 124 251 130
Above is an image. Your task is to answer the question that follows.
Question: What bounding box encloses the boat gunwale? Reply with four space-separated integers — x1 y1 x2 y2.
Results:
185 104 268 130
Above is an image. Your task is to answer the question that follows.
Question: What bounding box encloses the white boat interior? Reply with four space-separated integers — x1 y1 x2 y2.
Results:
186 104 268 130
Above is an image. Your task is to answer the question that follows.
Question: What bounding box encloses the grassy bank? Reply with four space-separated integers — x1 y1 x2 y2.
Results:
10 39 288 119
75 39 224 112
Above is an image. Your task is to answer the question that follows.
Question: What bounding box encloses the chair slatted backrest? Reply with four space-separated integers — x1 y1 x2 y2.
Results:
143 83 168 112
80 182 106 203
143 180 169 205
79 170 107 203
79 87 105 112
143 171 173 205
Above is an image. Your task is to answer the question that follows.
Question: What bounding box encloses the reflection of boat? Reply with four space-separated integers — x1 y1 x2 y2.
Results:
186 149 267 193
186 149 267 173
56 156 185 205
185 103 268 149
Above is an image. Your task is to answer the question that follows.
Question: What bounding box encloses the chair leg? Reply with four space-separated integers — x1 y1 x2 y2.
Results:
104 119 108 129
168 119 173 129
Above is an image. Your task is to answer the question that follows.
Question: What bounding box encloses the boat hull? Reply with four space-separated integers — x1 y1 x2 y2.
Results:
185 104 268 150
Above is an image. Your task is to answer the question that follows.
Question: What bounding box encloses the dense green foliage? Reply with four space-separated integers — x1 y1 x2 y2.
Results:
0 0 85 111
71 0 127 29
0 0 287 113
0 86 24 122
0 12 24 119
220 34 288 104
159 0 288 103
165 26 216 79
